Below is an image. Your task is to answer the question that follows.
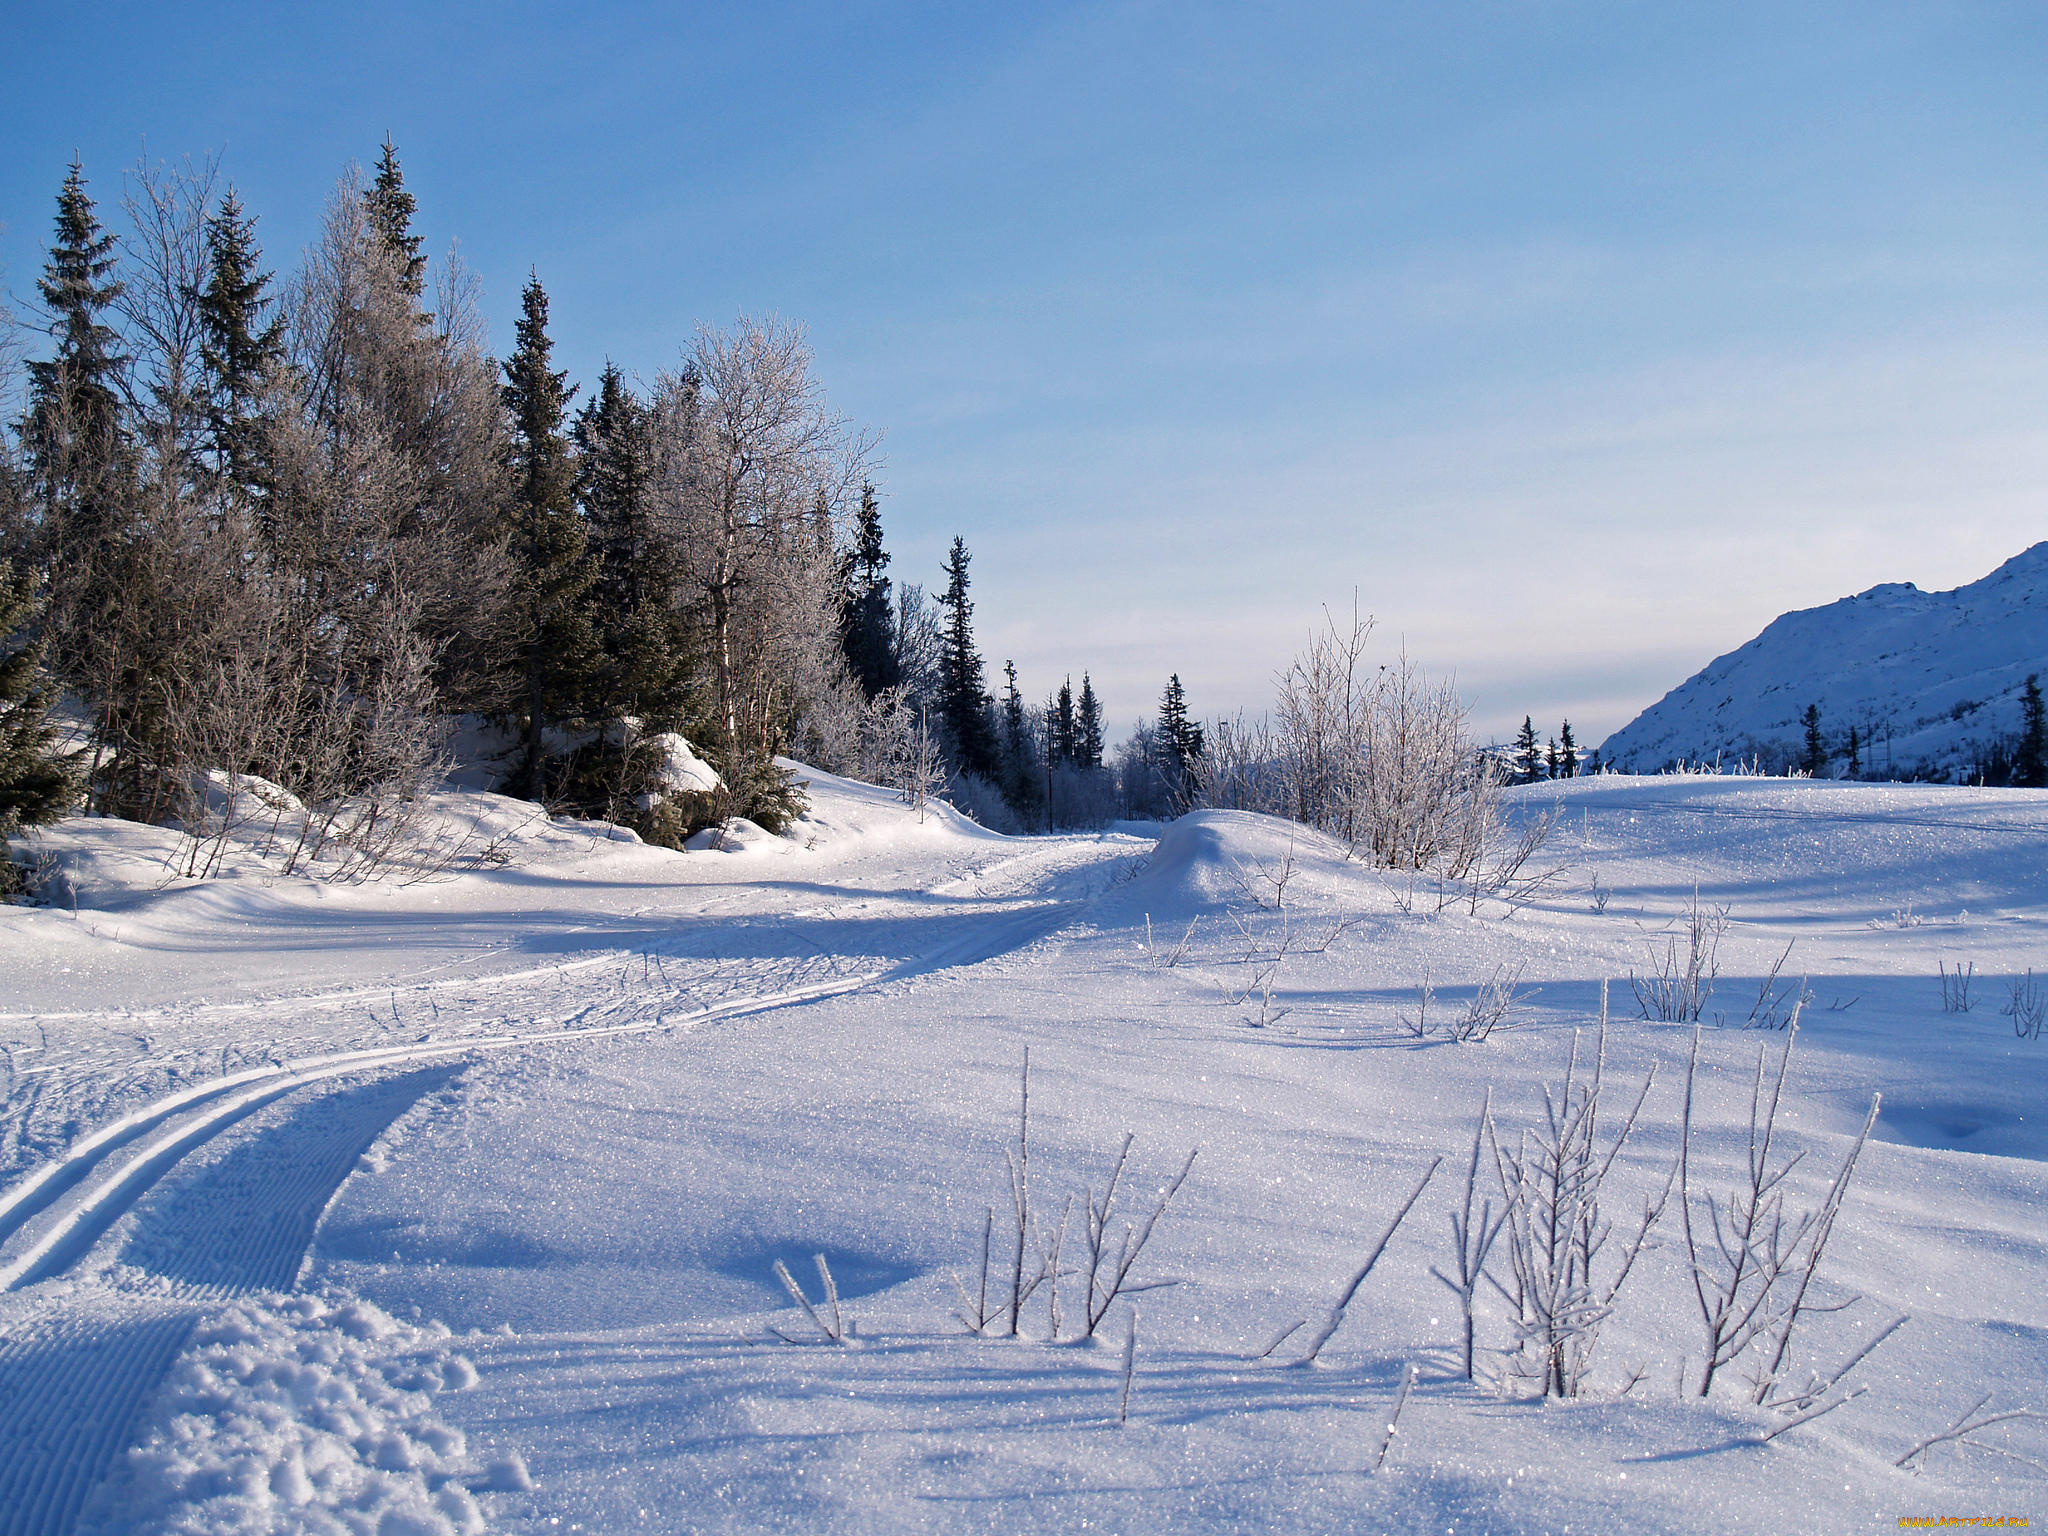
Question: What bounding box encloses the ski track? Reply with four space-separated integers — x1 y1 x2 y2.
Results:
0 832 1130 1536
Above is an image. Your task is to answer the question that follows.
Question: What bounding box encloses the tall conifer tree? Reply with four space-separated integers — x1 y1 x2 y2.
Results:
1512 716 1541 785
1077 673 1104 770
1052 677 1077 765
839 483 898 698
935 536 998 779
575 362 691 728
197 187 286 506
2017 675 2046 789
501 273 597 798
364 136 427 299
1801 704 1827 777
1157 674 1204 809
24 160 145 811
0 561 78 863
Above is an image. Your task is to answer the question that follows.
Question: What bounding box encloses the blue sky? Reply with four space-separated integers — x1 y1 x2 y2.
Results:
5 2 2045 744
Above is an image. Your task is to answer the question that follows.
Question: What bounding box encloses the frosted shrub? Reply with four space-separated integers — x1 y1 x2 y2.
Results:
1201 608 1535 890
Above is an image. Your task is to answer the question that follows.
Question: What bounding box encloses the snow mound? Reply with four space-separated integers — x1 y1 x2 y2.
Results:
1602 541 2048 776
684 817 785 853
80 1290 494 1536
1115 810 1367 916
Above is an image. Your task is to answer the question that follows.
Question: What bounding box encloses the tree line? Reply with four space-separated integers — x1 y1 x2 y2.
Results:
0 143 1210 878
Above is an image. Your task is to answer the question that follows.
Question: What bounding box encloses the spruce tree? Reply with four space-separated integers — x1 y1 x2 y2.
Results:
575 362 691 729
0 561 79 864
1156 674 1204 809
364 136 427 299
1558 721 1578 779
24 160 129 532
935 536 998 779
1801 704 1827 777
197 186 287 507
1512 716 1541 785
1053 677 1077 765
1845 725 1861 780
839 483 898 698
501 273 598 799
1077 673 1104 770
24 160 142 811
2018 675 2046 789
999 660 1041 823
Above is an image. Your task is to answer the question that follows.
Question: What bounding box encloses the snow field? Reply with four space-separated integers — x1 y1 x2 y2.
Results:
3 767 2045 1531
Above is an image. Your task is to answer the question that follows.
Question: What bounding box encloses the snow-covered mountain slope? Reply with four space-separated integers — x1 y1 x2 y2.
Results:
1601 542 2048 777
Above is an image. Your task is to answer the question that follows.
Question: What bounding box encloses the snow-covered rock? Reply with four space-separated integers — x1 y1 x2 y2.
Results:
642 732 722 796
1601 541 2048 777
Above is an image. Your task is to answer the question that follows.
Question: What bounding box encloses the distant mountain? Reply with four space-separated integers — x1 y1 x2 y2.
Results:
1600 543 2048 780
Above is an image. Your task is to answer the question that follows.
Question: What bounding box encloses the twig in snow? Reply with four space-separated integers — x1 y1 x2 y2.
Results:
1431 1089 1508 1380
1937 960 1974 1015
1895 1395 2046 1470
1373 1363 1417 1471
949 1206 998 1334
1298 1158 1442 1364
771 1254 847 1343
1078 1136 1198 1337
1118 1309 1138 1425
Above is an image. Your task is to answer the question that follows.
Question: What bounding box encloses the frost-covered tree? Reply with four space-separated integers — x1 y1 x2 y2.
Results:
651 316 866 826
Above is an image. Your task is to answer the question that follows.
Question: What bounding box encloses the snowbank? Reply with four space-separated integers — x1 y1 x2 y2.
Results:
79 1290 494 1536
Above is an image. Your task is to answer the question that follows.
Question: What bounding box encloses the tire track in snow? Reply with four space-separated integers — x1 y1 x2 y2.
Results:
1 841 1117 1298
0 1067 461 1536
0 1307 195 1536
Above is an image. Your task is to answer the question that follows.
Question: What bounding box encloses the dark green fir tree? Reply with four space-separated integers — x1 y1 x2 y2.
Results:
1077 673 1104 770
2018 675 2046 790
999 660 1041 823
198 186 287 507
0 562 80 880
839 483 898 698
364 135 427 298
1052 677 1077 765
1157 674 1204 810
935 536 999 780
1558 721 1578 779
501 273 598 799
1512 716 1541 785
1801 703 1827 777
575 362 692 729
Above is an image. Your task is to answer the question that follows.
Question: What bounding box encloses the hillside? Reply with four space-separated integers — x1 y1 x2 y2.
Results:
1600 542 2048 778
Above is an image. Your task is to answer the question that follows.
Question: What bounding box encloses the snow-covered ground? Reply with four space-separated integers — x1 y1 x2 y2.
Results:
2 766 2044 1533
